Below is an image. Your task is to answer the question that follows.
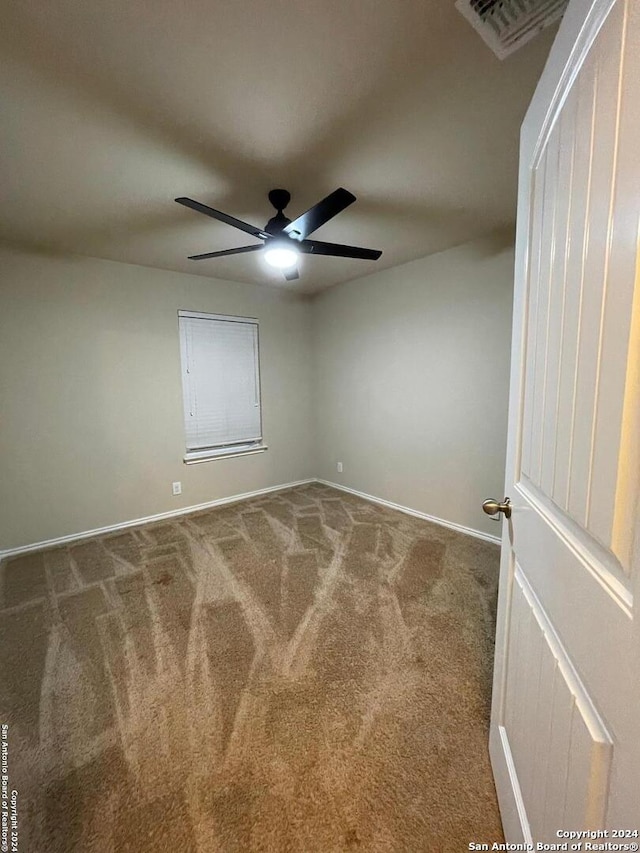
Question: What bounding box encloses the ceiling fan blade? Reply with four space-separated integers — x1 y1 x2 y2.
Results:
176 197 269 239
284 188 356 240
300 239 382 260
188 244 263 261
283 267 300 281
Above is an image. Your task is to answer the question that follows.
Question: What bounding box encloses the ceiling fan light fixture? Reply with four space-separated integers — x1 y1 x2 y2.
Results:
264 243 299 269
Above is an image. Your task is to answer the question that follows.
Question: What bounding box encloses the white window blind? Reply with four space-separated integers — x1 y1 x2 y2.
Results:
178 311 264 460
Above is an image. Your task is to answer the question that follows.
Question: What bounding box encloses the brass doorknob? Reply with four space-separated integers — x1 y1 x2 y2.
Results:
482 497 512 519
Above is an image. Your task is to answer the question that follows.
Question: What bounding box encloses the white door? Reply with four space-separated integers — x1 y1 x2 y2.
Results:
489 0 640 841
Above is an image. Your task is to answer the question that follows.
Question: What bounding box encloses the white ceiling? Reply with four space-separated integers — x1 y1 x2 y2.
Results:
1 1 556 293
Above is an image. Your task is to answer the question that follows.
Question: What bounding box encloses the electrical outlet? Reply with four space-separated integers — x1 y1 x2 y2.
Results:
337 462 343 473
172 481 182 496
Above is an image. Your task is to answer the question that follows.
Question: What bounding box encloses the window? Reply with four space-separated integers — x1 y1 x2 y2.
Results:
178 310 266 463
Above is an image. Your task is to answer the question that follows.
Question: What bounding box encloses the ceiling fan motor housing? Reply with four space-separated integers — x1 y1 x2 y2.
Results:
265 211 291 236
265 189 292 236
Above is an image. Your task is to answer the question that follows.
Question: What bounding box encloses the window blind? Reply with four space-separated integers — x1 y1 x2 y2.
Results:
179 311 262 455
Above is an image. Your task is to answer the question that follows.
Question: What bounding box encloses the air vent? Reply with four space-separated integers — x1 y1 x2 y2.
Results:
455 0 568 59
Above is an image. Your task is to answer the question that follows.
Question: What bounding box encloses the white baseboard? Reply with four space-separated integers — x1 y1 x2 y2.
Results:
1 476 499 560
0 479 316 560
317 479 501 545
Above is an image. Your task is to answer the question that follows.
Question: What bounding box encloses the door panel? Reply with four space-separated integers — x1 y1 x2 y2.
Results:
490 0 640 840
520 0 636 557
504 566 612 838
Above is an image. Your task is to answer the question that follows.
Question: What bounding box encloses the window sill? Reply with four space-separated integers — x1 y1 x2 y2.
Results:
183 444 268 465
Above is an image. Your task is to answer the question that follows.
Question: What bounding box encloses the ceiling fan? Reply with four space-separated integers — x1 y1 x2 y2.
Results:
175 188 382 281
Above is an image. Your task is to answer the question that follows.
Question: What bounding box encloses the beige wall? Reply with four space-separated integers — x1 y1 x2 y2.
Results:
1 235 514 550
0 249 314 550
312 235 514 536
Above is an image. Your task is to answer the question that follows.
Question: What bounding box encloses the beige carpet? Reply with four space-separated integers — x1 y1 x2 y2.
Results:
0 483 504 851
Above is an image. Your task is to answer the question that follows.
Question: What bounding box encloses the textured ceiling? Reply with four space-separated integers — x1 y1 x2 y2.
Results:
1 1 555 293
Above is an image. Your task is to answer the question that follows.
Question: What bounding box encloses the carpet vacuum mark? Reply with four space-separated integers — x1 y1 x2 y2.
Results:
0 484 504 851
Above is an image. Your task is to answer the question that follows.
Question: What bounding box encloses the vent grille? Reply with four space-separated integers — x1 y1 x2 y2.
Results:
455 0 568 59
